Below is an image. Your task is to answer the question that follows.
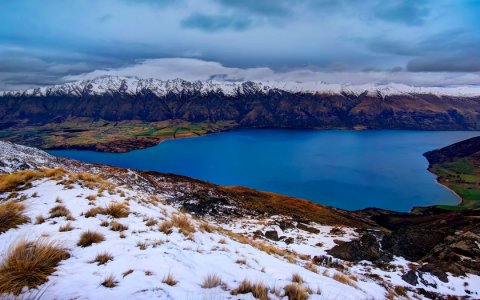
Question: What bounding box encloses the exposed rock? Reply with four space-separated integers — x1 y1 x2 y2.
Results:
284 237 294 245
401 270 419 286
297 223 320 234
327 234 389 262
264 230 280 241
329 227 346 235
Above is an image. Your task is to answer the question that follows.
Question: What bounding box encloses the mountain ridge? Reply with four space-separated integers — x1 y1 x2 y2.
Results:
3 76 480 98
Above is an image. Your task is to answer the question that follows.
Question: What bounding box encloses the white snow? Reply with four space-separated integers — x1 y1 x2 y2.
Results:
1 76 480 98
1 141 479 299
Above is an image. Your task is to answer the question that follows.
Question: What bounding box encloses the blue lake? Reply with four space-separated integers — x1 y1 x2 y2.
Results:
49 130 480 211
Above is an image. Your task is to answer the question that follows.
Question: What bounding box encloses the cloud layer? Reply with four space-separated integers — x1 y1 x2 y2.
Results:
0 0 479 89
66 58 480 88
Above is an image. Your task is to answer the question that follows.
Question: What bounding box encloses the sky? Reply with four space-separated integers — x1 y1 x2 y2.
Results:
0 0 479 90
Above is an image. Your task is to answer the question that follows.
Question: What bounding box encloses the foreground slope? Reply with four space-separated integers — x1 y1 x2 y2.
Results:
1 77 480 152
0 141 479 299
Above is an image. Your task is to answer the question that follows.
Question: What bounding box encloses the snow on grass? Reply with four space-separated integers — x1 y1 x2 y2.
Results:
1 174 479 299
0 176 377 299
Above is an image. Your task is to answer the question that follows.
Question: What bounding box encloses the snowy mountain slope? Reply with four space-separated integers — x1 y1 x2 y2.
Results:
2 76 480 98
0 141 479 299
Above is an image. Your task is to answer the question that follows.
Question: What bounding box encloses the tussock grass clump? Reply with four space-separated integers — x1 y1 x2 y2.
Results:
171 214 195 236
101 202 129 218
201 274 224 289
122 269 134 278
0 201 30 233
85 195 97 201
235 258 247 265
0 169 66 193
101 274 118 288
162 273 178 286
84 207 102 218
199 222 216 233
332 273 358 288
92 252 113 265
34 215 46 225
58 223 74 232
291 273 304 284
137 241 148 250
283 283 309 300
158 220 173 235
49 205 74 220
77 231 105 247
110 221 128 232
0 239 69 295
0 170 43 193
304 262 318 273
145 218 158 227
232 279 269 300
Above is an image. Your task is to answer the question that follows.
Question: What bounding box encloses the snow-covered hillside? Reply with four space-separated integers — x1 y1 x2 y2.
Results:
0 141 478 299
2 76 480 98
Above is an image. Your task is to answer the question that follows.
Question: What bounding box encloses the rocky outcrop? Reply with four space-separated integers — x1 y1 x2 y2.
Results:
332 207 480 283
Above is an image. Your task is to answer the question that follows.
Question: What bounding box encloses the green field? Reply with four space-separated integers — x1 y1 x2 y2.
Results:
0 118 238 152
431 158 480 209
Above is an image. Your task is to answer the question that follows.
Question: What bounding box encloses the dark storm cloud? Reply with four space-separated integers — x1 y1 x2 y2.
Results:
181 13 253 32
0 0 479 89
373 0 430 26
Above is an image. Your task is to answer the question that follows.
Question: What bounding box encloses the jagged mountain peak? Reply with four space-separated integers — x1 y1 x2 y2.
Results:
1 76 480 98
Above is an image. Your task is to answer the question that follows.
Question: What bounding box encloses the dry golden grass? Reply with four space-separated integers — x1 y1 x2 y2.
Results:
0 239 69 295
49 205 74 220
283 283 309 300
218 238 227 244
199 222 216 233
110 221 128 232
162 273 178 286
0 201 30 233
332 273 358 288
101 202 129 218
201 274 224 289
92 252 113 265
0 170 43 193
100 220 109 227
235 258 247 265
122 269 134 278
171 214 195 236
304 262 318 273
34 215 46 225
291 273 304 284
232 279 269 300
84 207 102 218
58 223 74 232
145 218 158 226
0 169 66 193
137 241 148 250
101 274 118 288
85 195 97 201
77 230 105 247
158 220 173 234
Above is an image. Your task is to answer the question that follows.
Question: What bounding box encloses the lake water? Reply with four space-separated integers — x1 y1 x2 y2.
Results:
49 130 480 211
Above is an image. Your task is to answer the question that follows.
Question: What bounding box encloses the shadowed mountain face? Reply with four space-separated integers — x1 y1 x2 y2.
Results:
1 82 480 130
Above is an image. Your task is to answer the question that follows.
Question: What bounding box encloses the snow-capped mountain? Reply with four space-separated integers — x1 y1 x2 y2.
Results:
2 76 480 98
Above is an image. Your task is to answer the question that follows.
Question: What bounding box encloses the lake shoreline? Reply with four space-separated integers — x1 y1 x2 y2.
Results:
48 129 479 212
